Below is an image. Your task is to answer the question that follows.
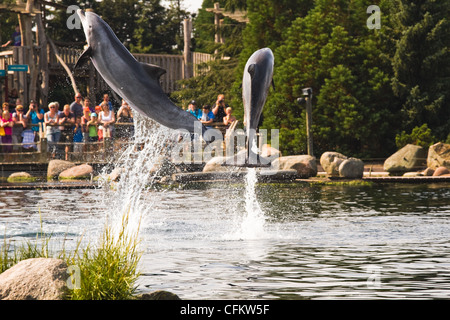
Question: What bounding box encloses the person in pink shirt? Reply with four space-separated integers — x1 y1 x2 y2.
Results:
1 110 14 153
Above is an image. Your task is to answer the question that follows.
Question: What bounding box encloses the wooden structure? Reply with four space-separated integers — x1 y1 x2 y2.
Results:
1 0 213 108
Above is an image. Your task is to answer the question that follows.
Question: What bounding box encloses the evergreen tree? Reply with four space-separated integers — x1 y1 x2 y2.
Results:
390 0 450 139
263 0 396 157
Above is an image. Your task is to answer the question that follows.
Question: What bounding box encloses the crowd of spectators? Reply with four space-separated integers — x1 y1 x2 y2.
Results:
1 92 134 160
1 91 238 160
186 94 237 130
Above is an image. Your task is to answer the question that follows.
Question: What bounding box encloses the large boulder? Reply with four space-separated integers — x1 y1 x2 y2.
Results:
0 258 68 300
383 144 427 173
320 152 347 176
271 155 317 178
59 164 93 180
427 142 450 169
47 160 76 180
339 158 364 179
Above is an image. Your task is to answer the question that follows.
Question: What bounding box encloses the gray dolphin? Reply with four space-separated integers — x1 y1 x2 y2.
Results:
74 10 206 137
239 48 275 167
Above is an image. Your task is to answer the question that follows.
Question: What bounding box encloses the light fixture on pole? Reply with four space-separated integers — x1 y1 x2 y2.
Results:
297 87 313 156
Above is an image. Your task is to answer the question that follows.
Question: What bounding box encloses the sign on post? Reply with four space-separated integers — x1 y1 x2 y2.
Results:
0 70 5 76
8 65 29 72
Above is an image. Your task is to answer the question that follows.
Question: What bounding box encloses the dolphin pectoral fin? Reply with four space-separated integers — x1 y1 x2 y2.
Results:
247 63 256 78
141 63 167 81
74 46 92 69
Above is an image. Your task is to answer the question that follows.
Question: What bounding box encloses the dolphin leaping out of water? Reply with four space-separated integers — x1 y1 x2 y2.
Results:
74 10 207 137
225 48 275 167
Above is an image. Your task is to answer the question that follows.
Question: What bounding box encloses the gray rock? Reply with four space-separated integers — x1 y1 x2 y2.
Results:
136 290 181 300
383 144 427 173
427 142 450 169
47 160 76 180
338 158 364 179
320 152 348 176
271 155 317 178
0 258 68 300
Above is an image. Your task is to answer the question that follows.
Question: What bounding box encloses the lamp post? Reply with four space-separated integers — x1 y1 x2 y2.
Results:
297 87 313 156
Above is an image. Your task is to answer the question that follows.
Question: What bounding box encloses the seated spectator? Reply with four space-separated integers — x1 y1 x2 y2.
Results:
98 101 115 140
59 104 76 160
44 102 61 157
187 100 201 119
200 105 215 128
1 110 14 153
12 104 27 151
116 100 133 139
223 107 237 128
25 100 45 141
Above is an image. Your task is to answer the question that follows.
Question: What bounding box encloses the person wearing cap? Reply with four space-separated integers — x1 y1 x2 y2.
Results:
12 104 27 151
70 93 84 119
25 100 45 141
187 100 201 120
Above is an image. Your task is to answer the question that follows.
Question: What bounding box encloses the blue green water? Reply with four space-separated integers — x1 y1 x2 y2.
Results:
1 182 449 299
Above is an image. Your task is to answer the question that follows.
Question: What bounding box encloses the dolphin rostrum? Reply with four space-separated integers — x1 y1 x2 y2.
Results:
74 10 207 137
235 48 275 167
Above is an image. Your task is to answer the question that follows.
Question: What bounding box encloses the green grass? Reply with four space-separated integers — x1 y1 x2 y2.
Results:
0 211 142 300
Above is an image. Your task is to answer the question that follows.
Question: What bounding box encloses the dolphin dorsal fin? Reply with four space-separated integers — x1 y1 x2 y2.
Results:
247 63 256 78
141 63 167 81
75 46 92 70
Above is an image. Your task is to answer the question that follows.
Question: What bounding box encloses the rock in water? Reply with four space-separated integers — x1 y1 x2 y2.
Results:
47 160 76 180
0 258 68 300
339 158 364 179
383 144 427 173
427 142 450 169
320 152 348 177
271 155 317 178
59 164 94 180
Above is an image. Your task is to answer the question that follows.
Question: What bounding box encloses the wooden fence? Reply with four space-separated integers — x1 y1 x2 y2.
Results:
1 45 213 106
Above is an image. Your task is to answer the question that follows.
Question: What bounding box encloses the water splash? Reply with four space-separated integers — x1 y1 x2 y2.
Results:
98 113 173 237
241 168 266 239
225 168 266 240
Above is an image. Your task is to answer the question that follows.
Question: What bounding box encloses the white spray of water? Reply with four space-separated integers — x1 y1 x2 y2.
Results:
225 168 266 240
98 113 172 237
241 168 266 239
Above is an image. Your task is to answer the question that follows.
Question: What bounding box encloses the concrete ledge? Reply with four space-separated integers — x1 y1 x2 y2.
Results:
172 169 299 183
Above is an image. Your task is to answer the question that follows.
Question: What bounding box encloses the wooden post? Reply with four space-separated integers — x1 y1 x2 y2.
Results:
214 3 220 44
183 18 192 79
305 96 313 156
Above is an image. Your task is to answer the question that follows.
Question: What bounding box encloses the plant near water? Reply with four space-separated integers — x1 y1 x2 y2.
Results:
1 211 142 300
66 212 142 300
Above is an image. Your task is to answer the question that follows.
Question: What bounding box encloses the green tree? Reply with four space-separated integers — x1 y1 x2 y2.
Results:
262 0 396 157
390 0 450 140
